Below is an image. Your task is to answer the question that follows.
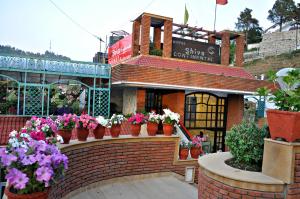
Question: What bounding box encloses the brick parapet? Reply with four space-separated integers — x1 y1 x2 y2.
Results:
48 136 198 199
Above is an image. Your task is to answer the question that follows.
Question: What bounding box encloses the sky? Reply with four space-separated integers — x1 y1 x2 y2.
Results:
1 0 300 62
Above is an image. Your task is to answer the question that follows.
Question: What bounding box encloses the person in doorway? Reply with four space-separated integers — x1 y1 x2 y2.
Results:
197 131 207 142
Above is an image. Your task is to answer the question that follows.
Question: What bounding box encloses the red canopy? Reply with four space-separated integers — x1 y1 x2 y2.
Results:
216 0 228 5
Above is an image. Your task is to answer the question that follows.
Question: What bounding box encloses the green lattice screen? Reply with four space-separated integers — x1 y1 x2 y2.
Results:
24 86 48 116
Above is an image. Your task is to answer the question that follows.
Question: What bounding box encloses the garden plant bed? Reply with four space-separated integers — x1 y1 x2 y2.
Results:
225 158 261 172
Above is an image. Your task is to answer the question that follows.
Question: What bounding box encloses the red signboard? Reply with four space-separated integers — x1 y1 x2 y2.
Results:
108 35 132 65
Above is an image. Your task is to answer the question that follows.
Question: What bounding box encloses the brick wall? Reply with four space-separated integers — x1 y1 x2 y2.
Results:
221 32 230 66
235 35 245 67
198 169 284 199
0 116 30 145
112 64 272 93
48 137 198 199
226 94 244 130
140 15 151 55
163 19 173 58
286 153 300 199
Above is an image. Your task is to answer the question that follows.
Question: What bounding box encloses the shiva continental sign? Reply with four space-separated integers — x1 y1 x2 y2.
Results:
172 37 220 64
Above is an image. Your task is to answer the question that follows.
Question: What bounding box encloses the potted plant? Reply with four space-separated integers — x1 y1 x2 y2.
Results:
147 112 161 136
55 113 77 144
76 114 97 141
0 130 68 199
190 136 202 159
108 114 125 138
260 69 300 142
94 116 109 139
127 113 147 136
161 109 180 136
179 141 190 160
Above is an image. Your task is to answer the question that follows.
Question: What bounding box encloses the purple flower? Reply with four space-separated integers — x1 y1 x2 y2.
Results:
21 155 36 166
38 155 52 166
51 154 68 169
1 154 17 166
0 148 6 156
6 168 29 190
15 148 27 159
35 166 53 186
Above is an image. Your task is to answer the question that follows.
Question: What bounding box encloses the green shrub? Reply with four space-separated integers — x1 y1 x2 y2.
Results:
225 121 268 166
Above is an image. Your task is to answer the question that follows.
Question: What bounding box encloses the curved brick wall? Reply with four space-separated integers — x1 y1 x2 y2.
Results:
49 136 197 199
198 169 284 199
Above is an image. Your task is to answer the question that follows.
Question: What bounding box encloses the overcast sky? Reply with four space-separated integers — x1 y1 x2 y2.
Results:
1 0 300 62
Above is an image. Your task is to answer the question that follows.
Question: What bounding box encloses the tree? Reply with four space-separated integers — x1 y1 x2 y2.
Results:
235 8 262 45
267 0 296 32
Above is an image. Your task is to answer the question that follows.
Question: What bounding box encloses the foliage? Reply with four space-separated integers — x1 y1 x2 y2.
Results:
267 0 296 32
235 8 262 44
55 113 78 130
149 49 163 56
260 69 300 112
225 121 268 167
76 114 97 130
127 113 147 125
0 45 71 61
0 130 68 194
147 112 161 124
161 109 180 125
229 42 236 64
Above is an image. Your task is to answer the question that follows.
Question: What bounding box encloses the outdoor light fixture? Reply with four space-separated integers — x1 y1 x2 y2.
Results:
185 166 195 183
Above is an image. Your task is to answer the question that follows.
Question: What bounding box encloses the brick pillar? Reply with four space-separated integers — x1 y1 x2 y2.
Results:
153 27 161 50
131 21 141 57
221 32 230 66
163 19 173 58
235 35 245 67
226 94 244 130
136 89 146 112
208 35 216 44
140 15 151 55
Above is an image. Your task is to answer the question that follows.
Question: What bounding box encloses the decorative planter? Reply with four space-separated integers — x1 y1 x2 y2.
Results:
93 125 105 139
76 128 89 141
110 124 121 138
267 109 300 142
179 148 189 160
147 122 158 136
5 187 49 199
130 124 141 136
57 129 72 144
163 123 174 136
190 146 202 159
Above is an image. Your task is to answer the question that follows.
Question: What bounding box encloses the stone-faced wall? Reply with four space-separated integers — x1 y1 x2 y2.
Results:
49 136 198 199
122 87 137 115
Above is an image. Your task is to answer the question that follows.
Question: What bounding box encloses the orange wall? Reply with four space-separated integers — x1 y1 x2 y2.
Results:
162 91 185 122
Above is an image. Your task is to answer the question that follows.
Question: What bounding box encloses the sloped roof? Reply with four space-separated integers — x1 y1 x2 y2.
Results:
122 55 254 79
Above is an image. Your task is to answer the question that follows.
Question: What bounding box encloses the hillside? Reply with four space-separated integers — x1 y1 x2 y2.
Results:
244 50 300 76
0 45 71 61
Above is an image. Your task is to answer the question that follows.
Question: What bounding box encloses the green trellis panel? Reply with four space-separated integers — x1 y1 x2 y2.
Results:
92 89 110 117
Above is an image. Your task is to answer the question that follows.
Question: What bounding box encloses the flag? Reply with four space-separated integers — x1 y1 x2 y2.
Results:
184 4 189 25
216 0 228 5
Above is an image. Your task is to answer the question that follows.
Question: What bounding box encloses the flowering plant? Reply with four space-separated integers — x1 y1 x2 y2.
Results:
161 109 180 125
96 116 109 127
0 131 68 194
180 141 190 149
147 112 161 124
76 114 97 130
128 113 147 125
108 114 125 128
191 136 202 148
23 116 57 138
55 113 77 131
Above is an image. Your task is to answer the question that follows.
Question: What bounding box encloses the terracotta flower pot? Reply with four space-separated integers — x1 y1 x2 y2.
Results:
130 124 141 136
190 146 202 159
5 187 49 199
163 123 174 136
76 128 89 141
93 125 105 139
110 124 121 138
179 148 189 160
57 129 72 144
147 122 158 136
267 109 300 142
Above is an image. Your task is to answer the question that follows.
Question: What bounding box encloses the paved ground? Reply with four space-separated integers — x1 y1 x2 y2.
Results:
71 176 197 199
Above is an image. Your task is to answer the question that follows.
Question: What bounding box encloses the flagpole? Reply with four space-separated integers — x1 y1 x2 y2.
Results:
213 1 217 32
